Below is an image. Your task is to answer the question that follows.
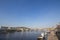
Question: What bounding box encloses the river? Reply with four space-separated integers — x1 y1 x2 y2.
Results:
0 31 42 40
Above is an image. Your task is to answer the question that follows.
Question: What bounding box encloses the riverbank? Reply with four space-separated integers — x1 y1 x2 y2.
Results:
48 31 58 40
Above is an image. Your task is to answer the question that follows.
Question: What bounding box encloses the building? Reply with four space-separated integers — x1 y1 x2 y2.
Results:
55 24 60 40
1 26 8 30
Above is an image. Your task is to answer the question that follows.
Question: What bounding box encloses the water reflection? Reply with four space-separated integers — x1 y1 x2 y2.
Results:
0 31 41 40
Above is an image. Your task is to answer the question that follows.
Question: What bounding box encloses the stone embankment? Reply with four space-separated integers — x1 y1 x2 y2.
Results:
48 31 58 40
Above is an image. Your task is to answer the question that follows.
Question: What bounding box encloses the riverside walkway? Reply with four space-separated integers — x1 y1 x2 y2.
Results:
48 31 58 40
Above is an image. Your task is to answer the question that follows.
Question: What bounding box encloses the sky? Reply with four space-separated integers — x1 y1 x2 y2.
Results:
0 0 60 28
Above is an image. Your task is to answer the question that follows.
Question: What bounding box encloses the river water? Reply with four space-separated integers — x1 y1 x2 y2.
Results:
0 31 41 40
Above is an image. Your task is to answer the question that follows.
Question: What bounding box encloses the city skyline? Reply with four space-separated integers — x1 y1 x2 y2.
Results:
0 0 60 28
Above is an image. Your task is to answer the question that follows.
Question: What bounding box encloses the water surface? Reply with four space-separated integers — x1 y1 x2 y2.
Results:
0 31 41 40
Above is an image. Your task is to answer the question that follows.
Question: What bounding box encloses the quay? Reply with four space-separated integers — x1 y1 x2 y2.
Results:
37 31 58 40
48 24 60 40
48 31 58 40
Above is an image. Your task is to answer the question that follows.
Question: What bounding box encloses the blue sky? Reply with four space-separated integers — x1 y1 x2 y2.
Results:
0 0 60 28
